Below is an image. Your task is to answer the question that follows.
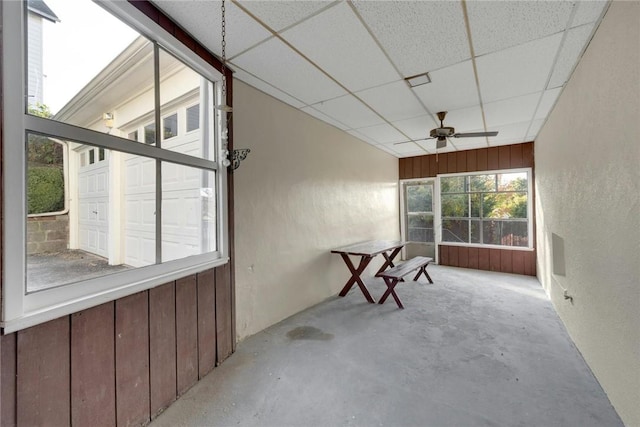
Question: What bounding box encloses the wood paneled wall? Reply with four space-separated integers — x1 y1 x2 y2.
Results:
399 142 536 276
0 268 234 426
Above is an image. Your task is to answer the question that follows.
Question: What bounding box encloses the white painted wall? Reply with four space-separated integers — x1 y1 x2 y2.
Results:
535 3 639 426
233 81 399 340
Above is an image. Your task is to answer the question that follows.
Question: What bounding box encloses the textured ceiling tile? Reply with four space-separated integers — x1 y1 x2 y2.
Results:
312 94 385 129
237 1 335 33
547 24 595 89
412 60 479 112
153 1 271 58
488 121 530 145
391 115 439 140
453 139 490 151
484 92 541 128
233 68 306 109
535 88 562 120
356 81 426 122
467 1 574 56
300 106 350 131
346 129 377 145
526 118 546 139
572 1 609 27
231 38 346 105
282 2 399 92
374 144 400 157
441 106 485 134
352 1 470 77
388 140 426 154
477 33 563 103
353 123 406 144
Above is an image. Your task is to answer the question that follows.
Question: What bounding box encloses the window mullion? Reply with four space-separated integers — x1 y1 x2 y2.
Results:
154 43 162 264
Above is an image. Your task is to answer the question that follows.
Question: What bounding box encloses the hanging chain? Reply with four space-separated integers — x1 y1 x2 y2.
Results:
220 0 227 101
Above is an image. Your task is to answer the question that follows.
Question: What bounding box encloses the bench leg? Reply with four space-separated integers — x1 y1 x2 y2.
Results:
379 277 404 309
412 263 433 284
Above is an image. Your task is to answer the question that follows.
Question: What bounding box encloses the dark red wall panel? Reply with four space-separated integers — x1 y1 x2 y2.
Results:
216 264 234 364
1 334 16 427
115 292 150 427
197 270 217 377
150 282 177 417
16 317 70 426
71 303 116 427
176 276 199 395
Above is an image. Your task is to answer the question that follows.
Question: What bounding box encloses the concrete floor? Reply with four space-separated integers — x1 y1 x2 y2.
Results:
150 265 623 427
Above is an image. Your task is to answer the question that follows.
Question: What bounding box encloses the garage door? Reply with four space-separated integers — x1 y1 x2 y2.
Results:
78 147 109 258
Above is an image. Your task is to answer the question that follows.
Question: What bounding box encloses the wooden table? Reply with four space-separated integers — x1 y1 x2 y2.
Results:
331 240 406 303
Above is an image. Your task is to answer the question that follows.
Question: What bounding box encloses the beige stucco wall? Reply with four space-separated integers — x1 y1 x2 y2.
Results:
535 2 639 426
233 81 399 340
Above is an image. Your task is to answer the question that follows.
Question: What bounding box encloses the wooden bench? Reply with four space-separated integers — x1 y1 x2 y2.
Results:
378 256 433 309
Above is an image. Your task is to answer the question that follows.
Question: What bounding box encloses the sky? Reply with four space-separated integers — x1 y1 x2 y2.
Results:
41 0 138 113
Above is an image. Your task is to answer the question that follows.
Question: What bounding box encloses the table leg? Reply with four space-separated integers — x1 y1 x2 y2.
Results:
375 247 403 277
338 253 376 303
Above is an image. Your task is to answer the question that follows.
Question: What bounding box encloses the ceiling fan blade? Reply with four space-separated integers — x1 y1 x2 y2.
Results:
452 131 499 138
393 137 434 145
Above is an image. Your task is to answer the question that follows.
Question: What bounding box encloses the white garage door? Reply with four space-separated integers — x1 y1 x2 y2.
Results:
78 147 109 258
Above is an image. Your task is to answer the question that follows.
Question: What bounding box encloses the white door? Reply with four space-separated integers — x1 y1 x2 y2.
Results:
77 147 109 258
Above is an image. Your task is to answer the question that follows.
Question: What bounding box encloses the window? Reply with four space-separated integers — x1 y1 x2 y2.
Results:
439 169 532 249
163 113 177 139
2 0 229 332
186 104 200 132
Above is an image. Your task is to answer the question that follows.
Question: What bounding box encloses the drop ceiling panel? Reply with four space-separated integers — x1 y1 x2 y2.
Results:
346 129 377 146
526 118 546 140
391 115 438 141
441 106 485 134
352 1 470 77
236 0 335 33
484 92 540 128
312 94 385 130
547 24 595 89
153 1 271 58
233 68 306 109
572 1 609 27
412 60 479 112
231 37 346 105
467 1 574 56
535 88 562 120
356 80 426 123
389 140 426 155
354 123 406 145
477 33 563 103
300 106 350 131
282 2 399 92
453 138 490 151
488 122 530 145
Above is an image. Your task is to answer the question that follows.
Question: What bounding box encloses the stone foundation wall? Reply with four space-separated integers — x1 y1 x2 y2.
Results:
27 214 69 254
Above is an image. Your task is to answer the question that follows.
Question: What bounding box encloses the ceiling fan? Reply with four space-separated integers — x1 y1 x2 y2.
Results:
395 111 498 149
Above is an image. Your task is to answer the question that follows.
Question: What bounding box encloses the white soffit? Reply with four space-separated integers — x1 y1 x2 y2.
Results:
467 1 574 56
233 68 306 109
476 33 563 103
281 2 399 92
483 92 541 128
312 94 385 130
153 1 271 58
547 24 595 89
356 80 426 123
412 60 479 112
236 0 336 33
391 115 438 141
300 106 350 131
231 37 346 105
354 123 407 145
351 1 470 77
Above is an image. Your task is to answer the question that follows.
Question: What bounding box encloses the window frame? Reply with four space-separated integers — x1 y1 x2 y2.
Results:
435 168 533 251
2 0 230 332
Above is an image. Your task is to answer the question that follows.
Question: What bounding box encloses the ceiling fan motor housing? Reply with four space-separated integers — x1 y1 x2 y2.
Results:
431 126 455 138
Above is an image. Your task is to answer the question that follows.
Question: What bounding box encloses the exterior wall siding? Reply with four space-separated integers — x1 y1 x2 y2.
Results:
399 142 536 276
0 2 235 426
